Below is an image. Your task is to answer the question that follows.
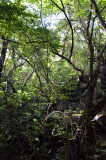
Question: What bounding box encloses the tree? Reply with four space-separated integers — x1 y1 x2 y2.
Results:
37 0 106 117
34 0 106 156
0 0 106 159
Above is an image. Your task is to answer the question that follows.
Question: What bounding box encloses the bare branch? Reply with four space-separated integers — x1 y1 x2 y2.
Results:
90 15 96 39
91 0 106 30
93 43 106 82
87 4 93 36
6 62 26 78
40 111 62 127
23 70 34 87
97 43 106 59
51 0 74 59
61 23 68 56
7 79 17 93
19 55 43 87
51 0 64 12
50 46 83 73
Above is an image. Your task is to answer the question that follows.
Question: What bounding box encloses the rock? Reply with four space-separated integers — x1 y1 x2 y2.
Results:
92 112 106 133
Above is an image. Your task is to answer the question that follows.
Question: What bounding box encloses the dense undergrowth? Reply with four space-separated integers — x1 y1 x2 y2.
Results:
0 89 105 160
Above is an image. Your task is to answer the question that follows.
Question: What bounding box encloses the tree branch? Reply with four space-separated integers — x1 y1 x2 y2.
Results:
87 4 92 36
51 0 74 59
50 46 83 73
0 40 9 83
23 70 34 87
91 0 106 30
93 43 106 81
97 43 106 59
6 62 26 78
51 0 64 12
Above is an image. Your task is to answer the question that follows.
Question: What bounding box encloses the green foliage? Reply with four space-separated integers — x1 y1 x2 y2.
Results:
0 0 105 159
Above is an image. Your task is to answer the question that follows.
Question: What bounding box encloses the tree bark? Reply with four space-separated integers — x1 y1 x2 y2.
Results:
0 40 9 83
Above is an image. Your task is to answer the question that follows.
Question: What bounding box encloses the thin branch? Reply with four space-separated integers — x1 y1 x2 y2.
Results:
40 111 62 127
0 34 23 45
93 43 106 82
61 24 68 56
90 15 96 39
7 79 17 93
90 5 106 38
19 55 43 87
51 0 74 59
91 0 106 30
51 0 64 12
23 70 34 87
97 43 106 59
87 4 92 36
40 0 44 27
50 46 83 73
6 62 26 78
